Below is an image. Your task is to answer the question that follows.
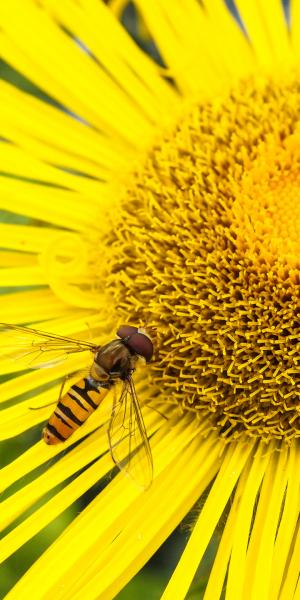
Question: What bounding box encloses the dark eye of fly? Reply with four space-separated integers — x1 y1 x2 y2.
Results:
117 325 153 362
116 325 138 339
125 332 153 362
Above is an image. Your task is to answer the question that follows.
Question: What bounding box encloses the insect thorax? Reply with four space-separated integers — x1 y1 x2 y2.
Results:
92 339 137 382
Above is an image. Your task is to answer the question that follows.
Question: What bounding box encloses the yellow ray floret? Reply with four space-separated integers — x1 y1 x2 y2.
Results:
235 0 293 69
0 1 159 141
161 439 256 599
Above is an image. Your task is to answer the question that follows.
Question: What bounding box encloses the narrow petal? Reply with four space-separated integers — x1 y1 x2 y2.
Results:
1 430 110 530
66 432 224 600
134 0 221 94
223 442 274 600
0 1 163 142
43 0 177 120
161 439 256 599
135 0 255 95
269 443 300 599
203 460 251 600
0 81 130 173
2 419 216 599
279 519 300 599
0 289 85 326
0 225 66 253
243 445 293 598
203 0 255 78
290 0 300 59
0 453 113 563
0 252 36 268
0 144 111 200
0 266 47 286
0 179 98 230
235 0 293 68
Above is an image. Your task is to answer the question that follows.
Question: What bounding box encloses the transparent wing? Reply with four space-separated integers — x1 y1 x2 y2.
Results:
108 377 153 490
0 323 98 369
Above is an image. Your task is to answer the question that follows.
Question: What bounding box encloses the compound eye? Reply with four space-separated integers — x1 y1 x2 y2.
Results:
117 324 138 339
126 332 153 362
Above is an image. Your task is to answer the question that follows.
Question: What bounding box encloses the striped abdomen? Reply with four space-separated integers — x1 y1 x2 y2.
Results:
43 377 111 445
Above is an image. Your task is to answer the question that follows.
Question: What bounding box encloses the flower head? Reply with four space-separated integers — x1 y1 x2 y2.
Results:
1 1 300 599
109 74 300 442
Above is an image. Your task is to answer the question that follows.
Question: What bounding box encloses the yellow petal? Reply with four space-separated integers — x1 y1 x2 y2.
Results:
161 439 256 599
235 0 293 69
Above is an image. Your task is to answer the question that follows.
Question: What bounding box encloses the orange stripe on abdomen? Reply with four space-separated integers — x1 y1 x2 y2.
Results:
43 378 111 445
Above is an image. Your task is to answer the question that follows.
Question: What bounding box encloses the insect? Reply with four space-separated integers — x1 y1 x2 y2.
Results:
0 323 154 488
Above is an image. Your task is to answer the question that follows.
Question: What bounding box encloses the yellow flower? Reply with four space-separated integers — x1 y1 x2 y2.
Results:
1 0 300 598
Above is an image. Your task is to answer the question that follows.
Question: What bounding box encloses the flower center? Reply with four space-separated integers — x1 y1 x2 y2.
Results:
232 138 300 266
107 75 300 442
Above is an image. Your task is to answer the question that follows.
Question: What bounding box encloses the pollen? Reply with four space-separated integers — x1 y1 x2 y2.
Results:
107 75 300 442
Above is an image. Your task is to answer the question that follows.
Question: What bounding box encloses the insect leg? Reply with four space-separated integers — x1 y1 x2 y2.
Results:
29 371 87 411
29 401 57 411
28 374 70 410
143 402 169 421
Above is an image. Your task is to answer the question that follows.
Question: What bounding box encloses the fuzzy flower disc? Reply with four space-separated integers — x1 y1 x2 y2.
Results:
108 75 300 442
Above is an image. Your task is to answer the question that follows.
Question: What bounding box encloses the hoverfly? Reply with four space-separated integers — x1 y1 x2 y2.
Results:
0 323 154 488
